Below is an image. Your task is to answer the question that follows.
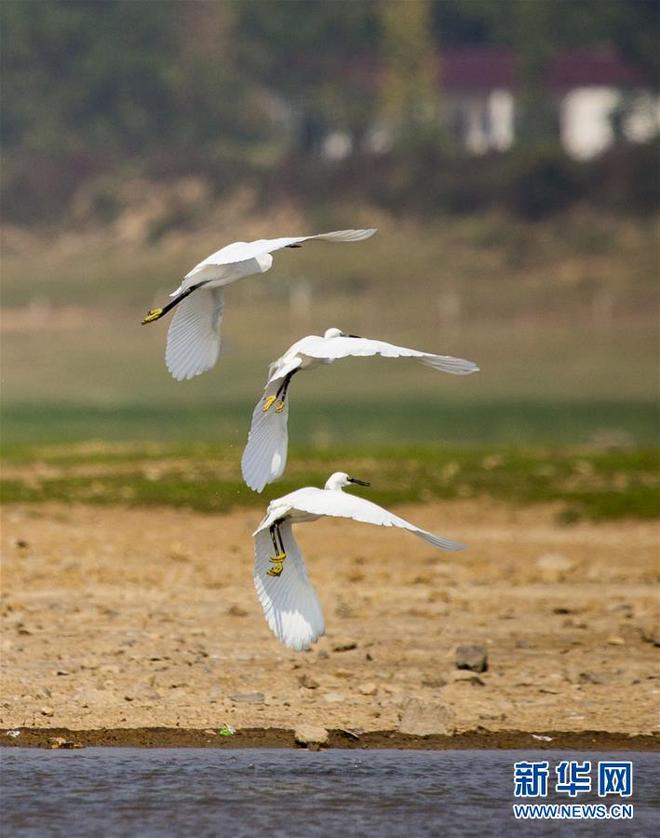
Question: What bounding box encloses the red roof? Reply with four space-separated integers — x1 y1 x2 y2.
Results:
329 47 644 94
440 47 643 94
440 48 515 92
545 48 641 90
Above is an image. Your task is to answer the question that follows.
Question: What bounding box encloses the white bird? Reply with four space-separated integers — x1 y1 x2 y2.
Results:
241 328 479 492
253 471 466 650
141 229 376 381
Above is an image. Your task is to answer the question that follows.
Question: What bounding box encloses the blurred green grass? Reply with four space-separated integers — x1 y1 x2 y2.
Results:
2 444 658 523
1 398 658 450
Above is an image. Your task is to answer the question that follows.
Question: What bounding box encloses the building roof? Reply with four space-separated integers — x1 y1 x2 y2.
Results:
335 47 644 94
441 47 643 94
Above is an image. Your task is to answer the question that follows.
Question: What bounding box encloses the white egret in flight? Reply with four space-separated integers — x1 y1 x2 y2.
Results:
141 229 376 381
253 471 465 650
241 328 479 492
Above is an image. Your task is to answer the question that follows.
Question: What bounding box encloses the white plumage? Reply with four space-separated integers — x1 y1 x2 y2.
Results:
142 229 376 381
242 379 291 492
241 327 479 492
253 471 466 650
254 522 324 652
165 287 224 381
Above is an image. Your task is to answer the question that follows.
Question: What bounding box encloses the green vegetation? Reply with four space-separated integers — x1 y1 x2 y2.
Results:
2 444 657 524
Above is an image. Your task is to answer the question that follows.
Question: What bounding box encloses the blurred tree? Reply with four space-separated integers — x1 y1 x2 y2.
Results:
379 0 440 139
605 0 660 89
1 0 274 220
234 0 380 156
511 0 559 148
1 0 657 224
2 1 180 156
431 0 513 45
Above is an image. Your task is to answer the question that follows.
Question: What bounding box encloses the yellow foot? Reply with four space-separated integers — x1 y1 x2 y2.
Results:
262 395 277 412
266 552 287 577
274 400 286 413
142 307 163 324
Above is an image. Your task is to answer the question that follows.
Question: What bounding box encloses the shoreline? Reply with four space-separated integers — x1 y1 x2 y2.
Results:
3 728 659 751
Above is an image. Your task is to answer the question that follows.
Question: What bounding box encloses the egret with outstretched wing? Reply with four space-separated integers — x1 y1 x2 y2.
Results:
141 229 376 381
241 328 479 492
253 471 466 650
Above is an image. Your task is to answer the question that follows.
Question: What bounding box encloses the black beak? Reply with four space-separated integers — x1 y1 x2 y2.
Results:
346 333 362 339
348 477 370 487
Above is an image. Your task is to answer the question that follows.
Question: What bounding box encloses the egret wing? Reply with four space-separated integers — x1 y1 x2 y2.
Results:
300 335 478 376
190 229 376 271
173 228 376 294
290 489 466 551
304 228 377 244
165 287 224 381
241 383 291 493
254 521 325 651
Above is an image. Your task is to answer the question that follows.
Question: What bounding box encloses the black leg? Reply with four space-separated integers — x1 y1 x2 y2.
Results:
275 523 286 555
266 521 288 576
269 524 279 555
275 375 288 399
275 370 298 403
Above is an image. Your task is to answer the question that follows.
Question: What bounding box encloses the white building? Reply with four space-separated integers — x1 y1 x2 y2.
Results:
439 47 660 160
317 47 659 161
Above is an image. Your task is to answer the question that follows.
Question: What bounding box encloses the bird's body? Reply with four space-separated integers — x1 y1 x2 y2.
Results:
241 328 479 492
142 229 376 381
253 472 465 650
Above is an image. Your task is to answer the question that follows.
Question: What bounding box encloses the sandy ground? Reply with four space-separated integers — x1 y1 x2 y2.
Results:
1 500 658 742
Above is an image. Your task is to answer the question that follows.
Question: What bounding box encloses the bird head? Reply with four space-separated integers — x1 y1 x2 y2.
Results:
323 327 362 339
324 472 370 491
323 327 343 339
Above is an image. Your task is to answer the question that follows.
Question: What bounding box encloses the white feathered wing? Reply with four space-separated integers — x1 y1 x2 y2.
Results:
241 383 291 493
242 356 303 492
179 228 377 290
286 488 466 552
299 335 479 375
165 287 224 381
253 521 325 651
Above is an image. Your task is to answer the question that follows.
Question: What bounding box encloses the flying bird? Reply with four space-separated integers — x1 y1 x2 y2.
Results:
253 471 466 650
241 328 479 492
141 229 376 381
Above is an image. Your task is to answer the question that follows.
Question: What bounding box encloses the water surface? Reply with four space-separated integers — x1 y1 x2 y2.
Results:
2 749 657 837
